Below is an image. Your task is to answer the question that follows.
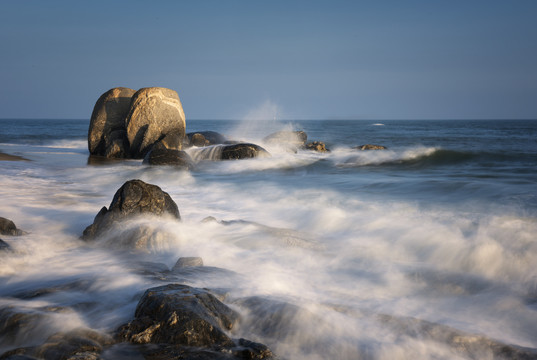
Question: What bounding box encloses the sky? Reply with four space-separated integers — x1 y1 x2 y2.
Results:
0 0 536 120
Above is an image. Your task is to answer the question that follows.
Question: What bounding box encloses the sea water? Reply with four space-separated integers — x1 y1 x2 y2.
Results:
1 119 537 359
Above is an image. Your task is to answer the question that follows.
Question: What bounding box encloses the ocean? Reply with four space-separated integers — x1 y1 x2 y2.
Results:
1 118 537 359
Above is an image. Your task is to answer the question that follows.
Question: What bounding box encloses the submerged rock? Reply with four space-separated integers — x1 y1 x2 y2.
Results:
82 179 180 240
0 217 24 236
88 87 136 158
355 144 387 150
116 284 237 347
126 87 186 158
173 257 204 269
221 143 270 160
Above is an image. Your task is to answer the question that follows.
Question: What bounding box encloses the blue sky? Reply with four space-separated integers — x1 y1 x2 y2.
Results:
0 0 536 120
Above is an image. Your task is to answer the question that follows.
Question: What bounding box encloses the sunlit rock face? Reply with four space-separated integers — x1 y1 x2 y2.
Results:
126 87 186 159
88 87 136 158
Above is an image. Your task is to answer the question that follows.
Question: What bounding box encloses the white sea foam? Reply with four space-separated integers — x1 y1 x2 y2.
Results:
1 135 537 358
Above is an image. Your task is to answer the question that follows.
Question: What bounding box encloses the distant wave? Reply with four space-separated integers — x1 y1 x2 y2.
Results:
371 123 385 126
336 147 478 168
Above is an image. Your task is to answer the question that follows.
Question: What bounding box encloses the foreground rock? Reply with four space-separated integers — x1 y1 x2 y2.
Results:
116 284 274 359
87 87 136 158
82 179 180 240
0 217 24 236
355 144 387 150
143 143 194 168
221 143 270 160
126 87 186 158
1 327 113 360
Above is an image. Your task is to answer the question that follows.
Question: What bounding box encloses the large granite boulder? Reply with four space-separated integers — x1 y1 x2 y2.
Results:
221 143 270 160
82 179 180 240
0 217 24 236
126 87 186 158
116 284 237 347
87 87 136 158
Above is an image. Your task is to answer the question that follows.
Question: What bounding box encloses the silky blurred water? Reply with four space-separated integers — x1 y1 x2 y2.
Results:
1 119 537 359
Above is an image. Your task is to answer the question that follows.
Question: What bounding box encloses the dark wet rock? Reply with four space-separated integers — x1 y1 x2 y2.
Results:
221 143 270 160
262 130 307 147
126 87 186 158
304 141 329 152
136 340 274 360
142 143 193 168
82 179 180 240
0 307 52 348
0 239 10 251
116 284 237 347
355 144 387 150
88 87 136 158
187 131 228 147
36 328 114 360
0 217 24 236
233 296 315 341
0 328 113 360
173 257 204 269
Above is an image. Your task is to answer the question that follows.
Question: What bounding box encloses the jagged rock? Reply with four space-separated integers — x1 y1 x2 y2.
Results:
173 257 204 270
304 141 329 152
187 131 228 147
82 179 180 240
221 143 270 160
136 340 274 359
355 144 387 150
0 217 24 236
126 87 186 158
142 143 193 168
116 284 237 347
262 130 307 146
88 87 136 157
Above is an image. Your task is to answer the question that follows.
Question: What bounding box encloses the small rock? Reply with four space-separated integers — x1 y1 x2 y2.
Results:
304 141 329 152
221 143 270 160
172 257 204 270
143 143 193 168
187 131 228 146
0 217 24 236
355 144 387 150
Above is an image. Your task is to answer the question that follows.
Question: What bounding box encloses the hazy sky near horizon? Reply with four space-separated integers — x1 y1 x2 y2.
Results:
1 0 536 120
